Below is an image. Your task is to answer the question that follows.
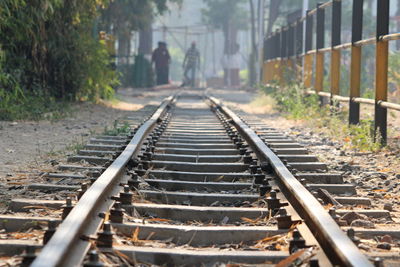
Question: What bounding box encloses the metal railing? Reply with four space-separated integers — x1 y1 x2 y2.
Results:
262 0 400 145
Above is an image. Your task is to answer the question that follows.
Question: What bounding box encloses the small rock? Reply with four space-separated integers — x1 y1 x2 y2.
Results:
380 235 393 243
384 180 391 186
383 203 393 211
9 122 18 126
220 216 229 224
350 219 375 229
379 173 388 179
377 243 391 250
358 243 370 251
396 174 400 179
341 211 366 224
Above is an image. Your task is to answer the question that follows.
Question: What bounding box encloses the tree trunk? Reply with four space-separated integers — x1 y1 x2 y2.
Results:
266 0 282 36
249 0 257 86
397 0 400 50
139 22 153 56
223 23 237 55
118 32 129 65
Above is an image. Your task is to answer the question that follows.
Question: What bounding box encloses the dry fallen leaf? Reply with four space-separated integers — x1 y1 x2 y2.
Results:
146 218 172 223
131 227 139 243
276 248 307 267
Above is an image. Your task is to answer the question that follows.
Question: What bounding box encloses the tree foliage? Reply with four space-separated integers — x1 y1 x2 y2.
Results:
202 0 248 54
0 0 118 104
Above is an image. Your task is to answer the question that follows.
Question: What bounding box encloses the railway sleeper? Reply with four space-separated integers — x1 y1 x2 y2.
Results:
152 153 243 163
147 170 254 182
149 161 249 173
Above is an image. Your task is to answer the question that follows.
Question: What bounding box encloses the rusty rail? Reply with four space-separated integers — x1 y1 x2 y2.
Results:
208 95 372 267
209 97 372 267
31 95 175 267
262 0 399 145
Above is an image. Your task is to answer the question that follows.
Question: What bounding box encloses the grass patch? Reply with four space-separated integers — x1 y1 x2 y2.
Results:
103 120 131 136
0 90 71 121
250 94 276 108
65 137 86 154
260 82 382 152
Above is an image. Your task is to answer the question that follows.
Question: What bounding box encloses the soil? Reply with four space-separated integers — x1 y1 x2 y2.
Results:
0 87 178 188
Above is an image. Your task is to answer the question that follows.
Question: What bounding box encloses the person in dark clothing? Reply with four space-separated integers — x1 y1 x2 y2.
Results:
151 42 171 85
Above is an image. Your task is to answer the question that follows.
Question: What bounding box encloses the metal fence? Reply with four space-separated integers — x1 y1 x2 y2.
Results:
262 0 400 145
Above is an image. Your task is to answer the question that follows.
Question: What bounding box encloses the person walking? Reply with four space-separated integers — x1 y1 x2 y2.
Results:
182 41 200 87
151 41 171 85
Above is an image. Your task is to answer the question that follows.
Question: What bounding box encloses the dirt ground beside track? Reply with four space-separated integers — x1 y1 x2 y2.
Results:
0 87 178 183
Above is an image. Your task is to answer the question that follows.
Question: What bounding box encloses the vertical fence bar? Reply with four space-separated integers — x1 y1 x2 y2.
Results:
296 19 304 80
270 34 276 82
271 34 276 81
375 0 389 145
268 35 273 83
262 37 269 84
349 0 363 125
304 10 313 88
287 24 294 76
274 30 282 82
330 0 342 104
280 27 288 84
315 3 325 93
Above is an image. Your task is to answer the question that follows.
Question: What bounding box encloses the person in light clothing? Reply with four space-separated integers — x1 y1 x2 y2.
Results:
182 41 200 87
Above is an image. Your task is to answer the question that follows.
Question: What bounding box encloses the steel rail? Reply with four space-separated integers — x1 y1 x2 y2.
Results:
31 95 175 267
207 95 373 267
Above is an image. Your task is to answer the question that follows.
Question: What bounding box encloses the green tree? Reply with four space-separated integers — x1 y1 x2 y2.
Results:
202 0 248 55
0 0 117 101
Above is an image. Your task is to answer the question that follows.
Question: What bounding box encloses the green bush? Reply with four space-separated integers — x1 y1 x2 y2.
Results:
260 82 381 151
0 0 117 120
261 83 320 119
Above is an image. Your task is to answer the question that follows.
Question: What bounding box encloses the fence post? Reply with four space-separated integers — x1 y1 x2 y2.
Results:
375 0 389 145
280 27 288 84
330 0 342 105
315 3 325 94
269 34 275 83
274 30 281 82
349 0 363 125
304 10 313 88
263 36 270 84
296 19 304 80
287 24 294 77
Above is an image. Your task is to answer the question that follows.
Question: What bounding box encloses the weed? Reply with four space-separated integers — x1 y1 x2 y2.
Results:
0 89 71 121
66 138 86 154
260 82 382 152
260 83 320 120
103 120 131 136
46 145 59 157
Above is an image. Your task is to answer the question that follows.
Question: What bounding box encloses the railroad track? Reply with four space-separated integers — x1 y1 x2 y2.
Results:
1 90 398 266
